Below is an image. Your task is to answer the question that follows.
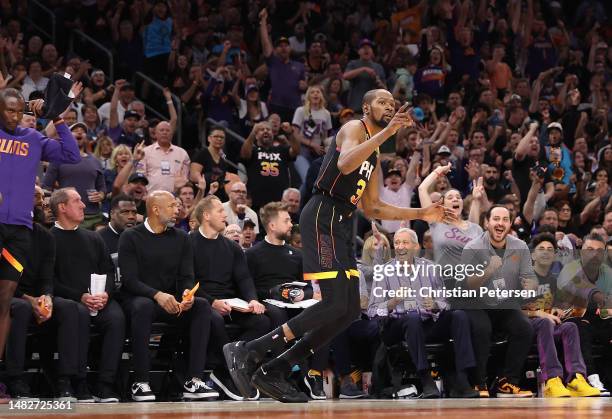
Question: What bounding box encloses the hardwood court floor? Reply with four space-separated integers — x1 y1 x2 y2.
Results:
2 398 612 418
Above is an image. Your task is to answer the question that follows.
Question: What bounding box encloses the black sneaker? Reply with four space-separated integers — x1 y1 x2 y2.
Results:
183 377 219 400
211 368 244 401
93 382 119 403
339 379 367 399
223 341 261 398
131 382 156 402
449 378 480 399
420 376 441 399
56 379 77 402
75 380 95 403
251 365 309 403
303 371 326 400
9 378 38 401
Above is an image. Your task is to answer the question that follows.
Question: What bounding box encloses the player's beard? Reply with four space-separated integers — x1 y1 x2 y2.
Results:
372 113 389 128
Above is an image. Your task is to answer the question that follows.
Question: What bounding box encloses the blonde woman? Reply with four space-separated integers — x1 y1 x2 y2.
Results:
104 144 133 200
94 135 115 170
292 85 332 182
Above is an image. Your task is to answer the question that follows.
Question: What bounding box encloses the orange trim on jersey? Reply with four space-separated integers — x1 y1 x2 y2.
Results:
315 201 322 265
304 271 338 280
329 173 342 194
346 269 360 278
1 248 23 273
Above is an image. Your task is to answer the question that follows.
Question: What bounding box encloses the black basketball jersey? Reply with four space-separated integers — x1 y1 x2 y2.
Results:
313 120 379 209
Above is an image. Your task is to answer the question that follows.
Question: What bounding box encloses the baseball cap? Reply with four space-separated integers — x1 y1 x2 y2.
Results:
243 217 256 228
275 36 290 46
359 38 374 49
245 84 259 95
124 110 140 120
314 33 327 43
339 108 355 119
384 169 402 179
128 172 149 185
69 122 87 131
437 145 452 155
547 122 563 132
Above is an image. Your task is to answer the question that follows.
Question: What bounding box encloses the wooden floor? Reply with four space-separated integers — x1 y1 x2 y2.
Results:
2 398 612 418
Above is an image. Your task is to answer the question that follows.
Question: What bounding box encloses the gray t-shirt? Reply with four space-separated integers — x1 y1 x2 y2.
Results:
461 231 535 308
430 221 483 268
345 59 386 111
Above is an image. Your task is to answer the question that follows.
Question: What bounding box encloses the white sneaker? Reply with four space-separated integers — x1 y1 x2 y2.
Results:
131 382 156 402
395 384 419 399
588 374 610 397
183 377 219 400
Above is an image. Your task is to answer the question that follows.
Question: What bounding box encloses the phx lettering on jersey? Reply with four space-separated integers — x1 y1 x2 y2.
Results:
349 160 374 205
0 138 30 156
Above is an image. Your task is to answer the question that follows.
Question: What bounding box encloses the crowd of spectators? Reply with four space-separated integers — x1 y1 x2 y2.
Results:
0 0 611 404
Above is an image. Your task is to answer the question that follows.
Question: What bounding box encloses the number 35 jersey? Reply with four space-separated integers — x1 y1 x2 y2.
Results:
244 144 293 210
313 121 378 209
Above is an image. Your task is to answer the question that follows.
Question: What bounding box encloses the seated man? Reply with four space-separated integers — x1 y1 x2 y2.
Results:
369 228 479 398
462 205 535 398
556 233 612 396
119 191 217 402
6 219 78 401
190 196 269 398
97 194 138 291
524 233 599 397
50 188 125 403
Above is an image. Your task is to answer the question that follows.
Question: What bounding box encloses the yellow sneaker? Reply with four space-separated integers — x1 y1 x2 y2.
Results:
495 377 533 398
475 385 490 398
567 373 601 397
543 377 571 398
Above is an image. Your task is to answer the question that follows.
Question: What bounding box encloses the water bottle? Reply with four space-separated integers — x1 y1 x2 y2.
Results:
536 367 544 398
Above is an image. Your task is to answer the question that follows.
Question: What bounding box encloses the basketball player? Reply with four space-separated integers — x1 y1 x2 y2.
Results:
0 87 81 383
224 89 456 402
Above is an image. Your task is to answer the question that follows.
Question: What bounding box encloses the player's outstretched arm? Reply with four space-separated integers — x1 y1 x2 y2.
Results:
362 162 457 223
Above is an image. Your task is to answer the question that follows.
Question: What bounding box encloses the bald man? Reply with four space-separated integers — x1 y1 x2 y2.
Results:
118 191 217 402
222 182 260 234
139 121 190 193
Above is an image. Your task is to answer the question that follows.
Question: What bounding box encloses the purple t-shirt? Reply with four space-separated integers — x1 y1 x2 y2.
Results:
265 54 304 109
0 123 80 228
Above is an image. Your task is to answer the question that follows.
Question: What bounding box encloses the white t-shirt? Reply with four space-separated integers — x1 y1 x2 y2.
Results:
98 101 126 127
379 183 414 233
291 106 332 147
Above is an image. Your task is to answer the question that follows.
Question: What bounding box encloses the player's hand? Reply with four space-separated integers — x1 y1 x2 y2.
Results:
386 103 415 135
419 199 458 224
154 292 180 314
70 81 83 99
29 99 45 117
249 300 266 314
